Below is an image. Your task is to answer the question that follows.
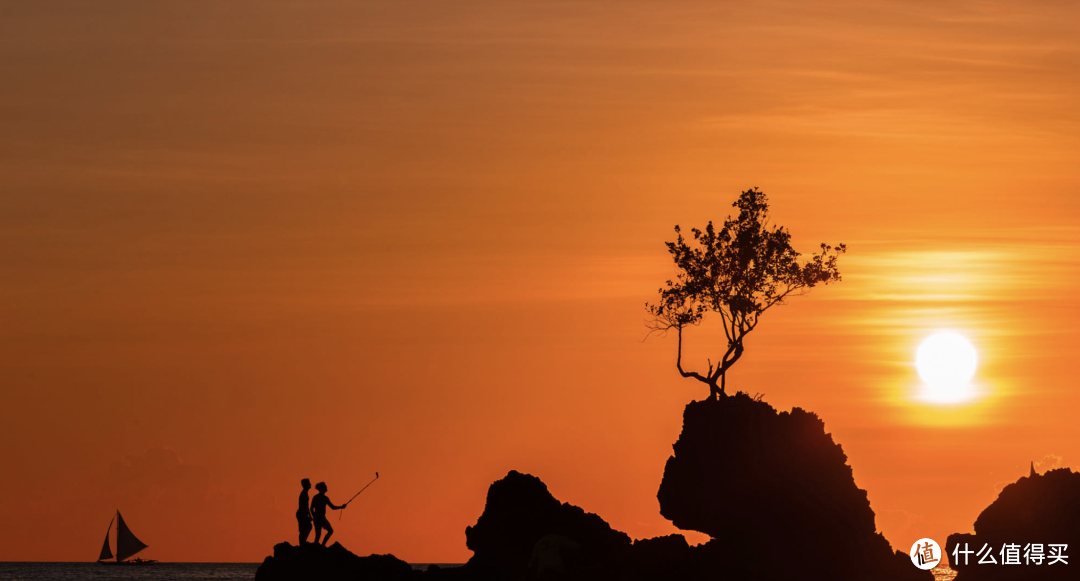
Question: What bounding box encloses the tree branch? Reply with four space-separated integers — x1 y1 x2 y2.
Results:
675 325 710 384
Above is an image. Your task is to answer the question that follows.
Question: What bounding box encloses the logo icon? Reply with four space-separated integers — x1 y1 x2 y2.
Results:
910 538 941 570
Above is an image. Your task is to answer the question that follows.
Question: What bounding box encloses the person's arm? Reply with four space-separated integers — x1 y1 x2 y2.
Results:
330 497 347 510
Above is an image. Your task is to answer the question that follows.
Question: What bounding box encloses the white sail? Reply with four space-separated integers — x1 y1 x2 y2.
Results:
115 511 149 561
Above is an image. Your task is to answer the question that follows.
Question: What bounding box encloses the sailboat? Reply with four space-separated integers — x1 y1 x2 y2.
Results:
97 510 157 565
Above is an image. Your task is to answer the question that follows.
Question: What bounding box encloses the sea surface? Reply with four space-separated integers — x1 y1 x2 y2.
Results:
0 563 259 581
933 562 958 581
0 563 466 580
0 561 955 580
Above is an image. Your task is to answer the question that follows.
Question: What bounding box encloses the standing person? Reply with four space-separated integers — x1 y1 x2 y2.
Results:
311 482 347 546
297 479 313 545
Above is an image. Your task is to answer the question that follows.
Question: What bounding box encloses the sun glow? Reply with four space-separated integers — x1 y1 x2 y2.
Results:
916 331 978 403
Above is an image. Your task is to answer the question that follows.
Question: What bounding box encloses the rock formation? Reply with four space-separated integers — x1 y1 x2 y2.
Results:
946 465 1080 580
458 470 636 580
256 393 931 580
657 392 928 581
254 541 415 581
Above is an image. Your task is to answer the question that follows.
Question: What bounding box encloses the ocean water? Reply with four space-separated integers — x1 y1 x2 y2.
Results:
0 563 259 581
0 561 952 579
0 563 467 580
933 563 958 581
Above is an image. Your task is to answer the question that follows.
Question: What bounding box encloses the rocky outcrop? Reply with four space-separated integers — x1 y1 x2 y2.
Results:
657 392 929 581
630 534 700 580
459 470 635 580
253 471 691 581
254 541 416 581
422 469 714 580
946 465 1080 580
256 394 932 580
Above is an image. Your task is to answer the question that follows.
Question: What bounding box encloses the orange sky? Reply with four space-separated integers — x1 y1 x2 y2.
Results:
2 0 1080 563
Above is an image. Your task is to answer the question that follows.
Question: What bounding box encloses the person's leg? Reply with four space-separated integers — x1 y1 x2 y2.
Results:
299 519 311 545
321 521 334 546
313 522 323 545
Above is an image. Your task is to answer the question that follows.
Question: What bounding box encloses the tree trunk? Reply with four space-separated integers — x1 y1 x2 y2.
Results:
713 342 743 399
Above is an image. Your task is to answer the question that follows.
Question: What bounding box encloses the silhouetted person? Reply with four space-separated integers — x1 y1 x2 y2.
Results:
311 481 347 546
297 478 313 545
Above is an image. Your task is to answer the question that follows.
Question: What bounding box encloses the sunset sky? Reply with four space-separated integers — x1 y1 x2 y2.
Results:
3 0 1080 564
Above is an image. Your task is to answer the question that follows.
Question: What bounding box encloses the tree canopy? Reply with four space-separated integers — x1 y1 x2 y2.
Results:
646 188 845 400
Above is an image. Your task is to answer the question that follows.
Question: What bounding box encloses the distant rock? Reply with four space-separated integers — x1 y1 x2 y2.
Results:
947 465 1080 580
657 392 929 581
254 541 415 581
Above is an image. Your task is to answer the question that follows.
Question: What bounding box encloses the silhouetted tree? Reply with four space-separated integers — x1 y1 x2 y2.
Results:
646 188 845 400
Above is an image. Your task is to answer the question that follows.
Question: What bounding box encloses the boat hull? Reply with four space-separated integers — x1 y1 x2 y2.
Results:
98 559 158 566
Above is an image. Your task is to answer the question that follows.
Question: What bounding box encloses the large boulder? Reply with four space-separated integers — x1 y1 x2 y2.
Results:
946 466 1080 580
657 392 929 581
460 470 635 580
254 541 415 581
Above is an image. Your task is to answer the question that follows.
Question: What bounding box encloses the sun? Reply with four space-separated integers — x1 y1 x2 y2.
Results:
916 331 978 403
